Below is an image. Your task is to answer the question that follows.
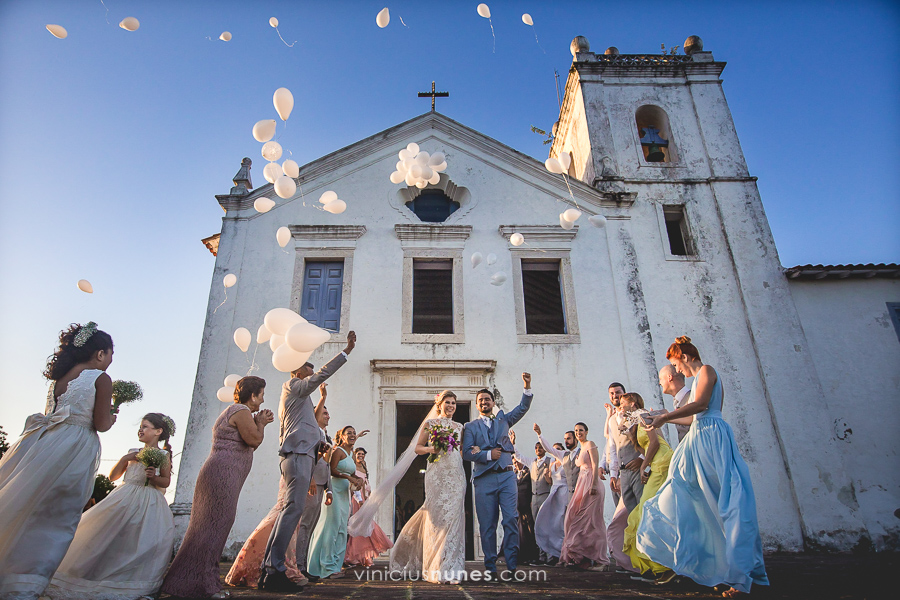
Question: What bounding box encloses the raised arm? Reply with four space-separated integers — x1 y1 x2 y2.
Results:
537 427 566 461
505 372 534 427
314 383 328 420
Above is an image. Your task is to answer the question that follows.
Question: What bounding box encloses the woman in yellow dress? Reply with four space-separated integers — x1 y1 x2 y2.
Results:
619 392 675 581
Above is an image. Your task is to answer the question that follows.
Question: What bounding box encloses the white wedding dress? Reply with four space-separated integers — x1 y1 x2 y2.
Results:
45 453 175 600
0 369 103 600
389 417 466 583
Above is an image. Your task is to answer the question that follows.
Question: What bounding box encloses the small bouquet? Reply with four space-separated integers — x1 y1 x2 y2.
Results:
136 447 167 486
426 423 459 464
111 380 143 413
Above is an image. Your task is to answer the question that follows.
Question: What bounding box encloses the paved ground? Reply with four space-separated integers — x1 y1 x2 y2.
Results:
193 553 893 599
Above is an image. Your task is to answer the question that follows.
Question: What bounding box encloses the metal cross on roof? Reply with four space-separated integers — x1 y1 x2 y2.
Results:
418 81 449 112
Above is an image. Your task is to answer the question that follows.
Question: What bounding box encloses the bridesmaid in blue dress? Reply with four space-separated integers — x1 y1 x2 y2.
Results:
637 336 768 597
307 425 364 579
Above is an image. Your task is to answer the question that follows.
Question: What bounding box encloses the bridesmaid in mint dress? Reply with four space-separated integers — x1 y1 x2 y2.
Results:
637 337 768 597
307 426 363 579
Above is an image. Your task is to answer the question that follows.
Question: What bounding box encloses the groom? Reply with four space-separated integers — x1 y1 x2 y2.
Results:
261 331 356 592
463 373 533 581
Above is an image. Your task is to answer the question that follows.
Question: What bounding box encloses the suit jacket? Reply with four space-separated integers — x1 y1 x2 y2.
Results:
277 352 347 456
312 455 331 490
539 435 580 494
462 391 533 479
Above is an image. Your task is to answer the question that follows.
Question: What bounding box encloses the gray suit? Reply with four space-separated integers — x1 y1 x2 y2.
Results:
263 353 347 574
295 454 331 573
609 414 644 515
536 435 580 495
530 455 552 518
671 385 692 444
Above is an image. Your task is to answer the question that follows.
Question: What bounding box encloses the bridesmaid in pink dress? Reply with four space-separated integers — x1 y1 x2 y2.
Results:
344 448 393 566
559 421 608 569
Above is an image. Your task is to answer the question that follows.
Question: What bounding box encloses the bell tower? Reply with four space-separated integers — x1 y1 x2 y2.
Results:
551 35 866 550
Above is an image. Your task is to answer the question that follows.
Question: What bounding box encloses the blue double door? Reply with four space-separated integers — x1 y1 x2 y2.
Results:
300 261 343 331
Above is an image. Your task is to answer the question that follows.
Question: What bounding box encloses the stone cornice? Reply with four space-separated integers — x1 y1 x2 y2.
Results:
498 225 578 244
371 359 496 373
394 224 472 247
288 225 367 242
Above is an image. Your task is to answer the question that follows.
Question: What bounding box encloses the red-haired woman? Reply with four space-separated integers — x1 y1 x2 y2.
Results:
637 337 768 597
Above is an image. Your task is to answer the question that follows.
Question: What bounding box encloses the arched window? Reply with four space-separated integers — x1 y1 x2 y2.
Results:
635 105 675 163
405 189 460 223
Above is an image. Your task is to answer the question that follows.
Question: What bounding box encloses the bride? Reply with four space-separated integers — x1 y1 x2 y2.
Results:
348 390 465 584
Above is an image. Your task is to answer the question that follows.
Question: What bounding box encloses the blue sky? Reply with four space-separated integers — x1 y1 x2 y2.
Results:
1 0 898 483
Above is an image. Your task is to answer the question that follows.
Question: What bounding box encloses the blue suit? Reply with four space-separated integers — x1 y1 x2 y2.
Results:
462 391 533 572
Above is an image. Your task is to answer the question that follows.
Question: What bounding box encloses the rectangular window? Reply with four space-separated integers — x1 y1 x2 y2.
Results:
300 261 344 331
522 261 567 334
412 259 453 334
664 206 694 256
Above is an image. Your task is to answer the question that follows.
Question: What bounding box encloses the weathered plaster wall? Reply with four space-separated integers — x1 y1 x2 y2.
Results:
790 279 900 549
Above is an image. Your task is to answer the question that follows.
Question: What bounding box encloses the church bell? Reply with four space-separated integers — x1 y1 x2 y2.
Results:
646 143 665 162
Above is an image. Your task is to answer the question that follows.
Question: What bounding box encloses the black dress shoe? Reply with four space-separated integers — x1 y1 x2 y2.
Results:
546 557 559 566
300 570 320 583
257 570 267 590
262 569 304 592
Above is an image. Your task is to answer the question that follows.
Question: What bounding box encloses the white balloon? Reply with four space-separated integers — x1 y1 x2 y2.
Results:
77 279 93 293
406 142 419 154
560 213 575 230
477 3 491 19
428 171 441 185
410 163 423 179
263 161 282 184
217 386 235 403
415 151 430 165
46 24 67 39
272 344 313 373
323 199 347 214
491 272 507 286
223 274 237 287
318 190 338 204
254 197 276 213
563 208 582 222
390 170 405 184
119 17 140 31
428 152 445 166
487 253 497 265
257 324 272 344
274 175 296 199
233 327 251 352
282 159 300 178
404 172 417 187
224 374 241 387
376 7 390 28
415 180 427 189
262 141 283 161
588 214 608 228
544 157 564 174
269 17 279 27
252 119 276 143
421 165 434 180
399 148 413 161
432 161 447 172
559 152 572 170
264 307 306 335
471 252 483 268
276 226 291 247
522 13 533 26
273 87 294 121
219 31 232 41
286 321 331 353
269 333 285 352
510 233 524 246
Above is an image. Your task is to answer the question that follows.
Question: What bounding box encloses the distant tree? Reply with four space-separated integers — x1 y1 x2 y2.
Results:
0 425 9 460
92 474 116 503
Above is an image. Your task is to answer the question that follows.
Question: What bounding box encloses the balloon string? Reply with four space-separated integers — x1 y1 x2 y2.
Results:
532 25 546 54
561 173 581 210
99 0 110 25
398 15 409 28
488 18 496 53
275 26 297 48
246 344 260 375
213 286 228 314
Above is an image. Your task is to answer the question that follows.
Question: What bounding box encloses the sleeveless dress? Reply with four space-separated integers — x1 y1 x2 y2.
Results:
0 369 103 600
345 470 393 567
161 403 255 598
623 426 673 575
559 441 608 565
636 370 769 593
306 448 356 578
46 452 175 600
389 417 466 583
534 459 568 560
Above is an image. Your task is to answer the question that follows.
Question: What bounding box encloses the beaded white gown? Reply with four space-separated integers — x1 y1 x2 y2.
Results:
0 369 103 600
46 454 175 600
389 418 466 583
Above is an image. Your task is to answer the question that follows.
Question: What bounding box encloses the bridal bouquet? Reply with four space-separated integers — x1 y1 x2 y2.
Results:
136 447 167 486
111 380 143 413
427 423 459 464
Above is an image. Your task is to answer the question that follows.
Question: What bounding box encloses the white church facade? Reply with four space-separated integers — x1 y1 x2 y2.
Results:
174 36 900 557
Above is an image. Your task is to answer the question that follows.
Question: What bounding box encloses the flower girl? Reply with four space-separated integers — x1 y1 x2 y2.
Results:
0 322 117 600
46 413 176 600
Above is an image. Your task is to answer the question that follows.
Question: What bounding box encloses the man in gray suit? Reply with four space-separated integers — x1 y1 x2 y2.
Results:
261 331 356 592
659 365 691 444
297 405 333 583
